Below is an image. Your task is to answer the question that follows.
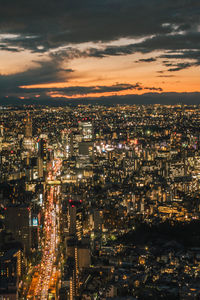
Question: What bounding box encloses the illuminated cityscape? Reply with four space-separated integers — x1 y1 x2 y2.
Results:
1 104 200 299
1 0 200 298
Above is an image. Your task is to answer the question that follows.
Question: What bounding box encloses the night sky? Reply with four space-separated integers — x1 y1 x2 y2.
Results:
0 0 200 104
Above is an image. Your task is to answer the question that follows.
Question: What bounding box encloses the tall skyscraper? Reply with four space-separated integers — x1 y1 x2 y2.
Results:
23 114 34 151
25 114 32 138
68 204 77 236
0 124 3 151
78 120 93 142
37 138 47 178
78 120 94 164
0 124 4 137
38 138 47 160
37 157 44 178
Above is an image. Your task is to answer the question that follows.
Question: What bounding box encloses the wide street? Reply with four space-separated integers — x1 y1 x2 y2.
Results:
27 159 62 299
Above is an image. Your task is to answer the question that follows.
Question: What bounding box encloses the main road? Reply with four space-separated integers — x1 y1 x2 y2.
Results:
27 159 62 299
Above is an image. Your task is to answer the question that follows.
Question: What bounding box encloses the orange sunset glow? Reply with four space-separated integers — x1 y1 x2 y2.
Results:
0 0 200 104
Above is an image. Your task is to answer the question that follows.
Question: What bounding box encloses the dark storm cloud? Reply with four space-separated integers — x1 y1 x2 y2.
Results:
165 62 193 72
0 44 20 52
0 65 163 101
136 58 157 63
41 29 199 73
0 0 199 79
0 57 74 98
47 83 163 95
160 50 200 60
50 83 141 96
16 82 162 98
15 83 141 96
134 32 200 53
81 32 200 58
0 0 199 103
0 0 200 51
74 32 200 71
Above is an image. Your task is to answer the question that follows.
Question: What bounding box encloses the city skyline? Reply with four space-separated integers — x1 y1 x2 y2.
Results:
1 0 200 104
2 105 200 299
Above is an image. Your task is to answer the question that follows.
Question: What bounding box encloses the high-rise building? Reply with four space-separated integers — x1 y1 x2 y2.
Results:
0 249 22 279
61 129 74 158
67 195 83 238
37 138 47 178
38 138 47 160
68 204 77 236
0 248 22 299
78 142 93 157
37 157 44 178
23 114 34 151
0 124 4 137
77 245 91 270
25 114 32 138
78 121 93 142
0 124 3 151
69 271 76 300
66 239 79 299
78 121 94 164
5 205 31 253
